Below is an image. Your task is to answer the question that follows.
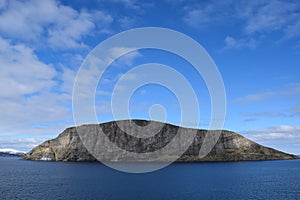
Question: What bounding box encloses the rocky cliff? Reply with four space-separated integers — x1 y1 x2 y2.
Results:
22 120 298 162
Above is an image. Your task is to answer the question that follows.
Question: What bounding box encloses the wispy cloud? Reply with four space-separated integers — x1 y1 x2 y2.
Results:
241 104 300 118
224 36 257 50
107 0 153 10
284 20 300 39
234 83 300 103
182 0 300 47
241 111 287 118
234 91 275 103
238 1 299 35
289 104 300 117
118 16 137 29
109 0 141 10
183 1 231 29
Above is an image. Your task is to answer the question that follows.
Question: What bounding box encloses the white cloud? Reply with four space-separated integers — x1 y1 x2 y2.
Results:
0 37 74 138
242 125 300 154
0 1 140 150
48 10 113 50
0 91 72 135
0 0 113 50
244 125 300 141
0 138 51 152
224 36 257 49
241 125 300 155
0 37 56 98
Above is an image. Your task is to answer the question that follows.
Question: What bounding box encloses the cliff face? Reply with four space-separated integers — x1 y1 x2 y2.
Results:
22 120 298 162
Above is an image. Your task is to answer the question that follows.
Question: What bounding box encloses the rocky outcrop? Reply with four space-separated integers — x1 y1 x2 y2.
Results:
22 120 298 162
22 127 96 162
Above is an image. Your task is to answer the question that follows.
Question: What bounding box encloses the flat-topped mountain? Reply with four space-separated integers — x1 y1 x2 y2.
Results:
22 120 298 162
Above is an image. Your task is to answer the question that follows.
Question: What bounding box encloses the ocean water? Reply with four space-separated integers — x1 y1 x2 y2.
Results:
0 157 299 200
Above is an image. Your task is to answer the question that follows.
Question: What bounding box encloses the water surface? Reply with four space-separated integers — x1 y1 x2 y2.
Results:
0 157 299 199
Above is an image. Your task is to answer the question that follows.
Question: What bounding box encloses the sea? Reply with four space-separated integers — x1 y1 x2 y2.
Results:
0 157 299 200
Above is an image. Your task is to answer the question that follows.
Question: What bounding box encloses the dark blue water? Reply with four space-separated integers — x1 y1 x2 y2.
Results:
0 157 299 200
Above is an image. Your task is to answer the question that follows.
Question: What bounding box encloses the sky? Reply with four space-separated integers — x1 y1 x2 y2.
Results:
0 0 299 154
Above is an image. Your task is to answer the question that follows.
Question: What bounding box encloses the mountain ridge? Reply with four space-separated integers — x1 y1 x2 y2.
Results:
0 148 25 157
22 120 298 162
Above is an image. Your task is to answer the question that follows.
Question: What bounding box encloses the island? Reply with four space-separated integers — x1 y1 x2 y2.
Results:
22 120 298 162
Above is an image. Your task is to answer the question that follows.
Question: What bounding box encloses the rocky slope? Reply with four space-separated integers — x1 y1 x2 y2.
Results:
22 120 298 162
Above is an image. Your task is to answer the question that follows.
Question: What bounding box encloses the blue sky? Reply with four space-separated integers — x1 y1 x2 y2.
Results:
0 0 300 154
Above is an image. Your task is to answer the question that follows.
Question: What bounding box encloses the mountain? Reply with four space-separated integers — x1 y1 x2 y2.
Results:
0 148 25 157
22 120 298 162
